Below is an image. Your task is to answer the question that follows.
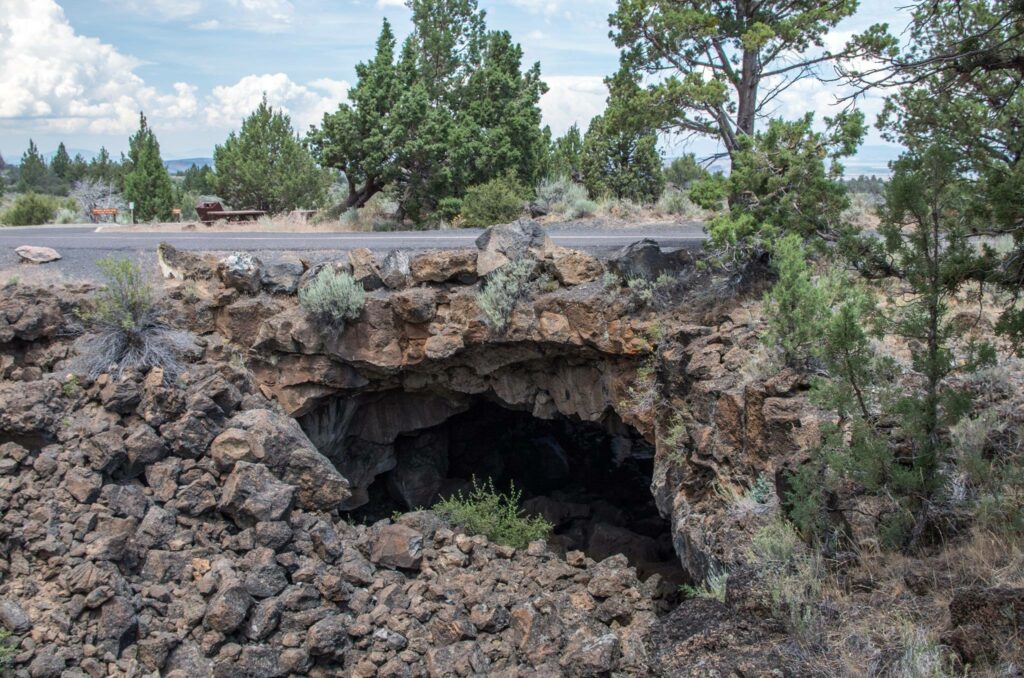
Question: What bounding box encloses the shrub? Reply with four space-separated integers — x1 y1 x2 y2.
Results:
299 267 366 327
434 477 552 549
656 189 705 219
566 197 598 219
76 257 194 379
435 197 463 224
763 233 828 367
749 518 825 647
2 192 57 225
460 176 527 227
535 176 589 217
681 566 729 602
477 258 535 332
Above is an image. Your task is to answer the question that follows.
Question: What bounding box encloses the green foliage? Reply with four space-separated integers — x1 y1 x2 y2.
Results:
664 153 709 189
535 176 588 215
477 257 535 331
434 477 552 549
608 0 883 159
77 257 193 379
762 234 828 367
549 124 583 178
680 566 729 602
86 257 155 332
656 189 704 218
460 175 526 227
2 192 57 226
50 142 71 180
749 518 824 647
180 164 216 194
581 108 664 203
123 113 174 221
88 147 121 185
215 97 327 214
694 113 864 256
299 268 366 328
0 628 16 671
62 374 80 398
17 140 52 193
310 3 548 224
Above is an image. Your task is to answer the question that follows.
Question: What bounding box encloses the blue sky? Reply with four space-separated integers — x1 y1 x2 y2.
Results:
0 0 906 173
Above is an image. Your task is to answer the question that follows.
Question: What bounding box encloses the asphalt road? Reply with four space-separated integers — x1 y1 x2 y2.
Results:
0 222 706 281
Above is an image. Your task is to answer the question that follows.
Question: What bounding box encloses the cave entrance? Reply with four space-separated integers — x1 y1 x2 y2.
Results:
318 395 684 586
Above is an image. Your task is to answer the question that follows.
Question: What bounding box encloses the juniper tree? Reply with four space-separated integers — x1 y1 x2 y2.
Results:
123 113 174 221
215 97 327 213
549 124 584 179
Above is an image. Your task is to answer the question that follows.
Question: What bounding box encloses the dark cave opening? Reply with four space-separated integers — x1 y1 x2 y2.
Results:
340 397 685 587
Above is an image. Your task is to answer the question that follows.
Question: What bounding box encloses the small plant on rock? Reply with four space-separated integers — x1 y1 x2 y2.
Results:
299 267 366 328
477 258 535 332
681 566 729 602
76 257 194 379
0 629 16 671
434 477 552 549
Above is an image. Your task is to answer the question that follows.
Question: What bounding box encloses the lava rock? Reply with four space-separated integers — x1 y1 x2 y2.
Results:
261 255 305 294
370 524 424 570
0 599 31 633
306 615 351 657
204 585 253 633
219 461 296 527
218 252 264 294
380 250 410 289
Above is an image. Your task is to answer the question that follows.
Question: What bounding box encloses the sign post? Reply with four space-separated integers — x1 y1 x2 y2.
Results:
128 201 135 224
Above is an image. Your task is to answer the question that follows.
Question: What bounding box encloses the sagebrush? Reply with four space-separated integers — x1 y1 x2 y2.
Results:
76 257 194 379
434 477 552 549
477 258 535 332
299 267 366 327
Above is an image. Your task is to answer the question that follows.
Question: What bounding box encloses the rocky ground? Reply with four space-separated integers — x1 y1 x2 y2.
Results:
1 219 1021 676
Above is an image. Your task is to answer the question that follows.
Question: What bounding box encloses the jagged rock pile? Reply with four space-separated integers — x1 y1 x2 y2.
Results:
0 292 668 677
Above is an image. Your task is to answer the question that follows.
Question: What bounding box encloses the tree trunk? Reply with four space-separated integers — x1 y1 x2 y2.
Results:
345 180 381 210
736 48 759 139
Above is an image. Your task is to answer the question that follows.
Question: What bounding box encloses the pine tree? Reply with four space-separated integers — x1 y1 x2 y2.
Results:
214 96 327 213
51 142 71 180
123 113 174 221
89 147 119 184
17 140 49 192
68 154 89 183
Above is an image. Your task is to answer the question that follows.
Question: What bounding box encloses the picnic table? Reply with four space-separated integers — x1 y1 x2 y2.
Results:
195 201 267 225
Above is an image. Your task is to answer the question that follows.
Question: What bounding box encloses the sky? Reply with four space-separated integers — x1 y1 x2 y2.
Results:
0 0 907 173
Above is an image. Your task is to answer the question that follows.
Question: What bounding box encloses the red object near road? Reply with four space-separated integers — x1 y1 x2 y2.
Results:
195 201 266 224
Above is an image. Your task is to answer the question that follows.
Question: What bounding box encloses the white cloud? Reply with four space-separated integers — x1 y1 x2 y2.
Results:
0 0 346 140
377 0 406 7
122 0 203 19
206 74 349 130
540 75 607 136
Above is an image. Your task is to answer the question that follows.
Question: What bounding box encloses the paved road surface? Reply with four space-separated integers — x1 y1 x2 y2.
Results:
1 222 706 281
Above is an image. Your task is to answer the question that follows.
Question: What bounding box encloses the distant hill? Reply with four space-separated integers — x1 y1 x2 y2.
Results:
43 148 98 162
165 157 214 173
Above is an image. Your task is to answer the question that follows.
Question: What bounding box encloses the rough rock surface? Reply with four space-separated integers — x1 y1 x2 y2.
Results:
14 246 61 264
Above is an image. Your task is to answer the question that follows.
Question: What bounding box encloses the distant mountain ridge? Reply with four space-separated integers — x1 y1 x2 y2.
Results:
164 157 214 173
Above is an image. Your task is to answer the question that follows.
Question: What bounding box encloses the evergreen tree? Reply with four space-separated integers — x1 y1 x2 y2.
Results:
68 154 88 183
51 142 71 180
608 0 891 160
549 124 583 179
309 20 404 210
17 140 49 192
690 112 865 257
580 113 663 203
123 112 174 221
664 153 709 189
181 164 217 195
89 147 119 184
215 96 327 213
310 1 548 223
